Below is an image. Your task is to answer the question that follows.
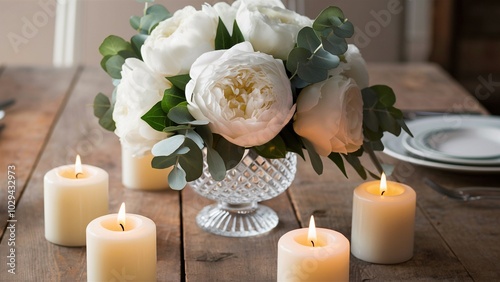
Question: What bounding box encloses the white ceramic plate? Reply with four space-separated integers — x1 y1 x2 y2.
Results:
381 116 500 173
402 127 500 165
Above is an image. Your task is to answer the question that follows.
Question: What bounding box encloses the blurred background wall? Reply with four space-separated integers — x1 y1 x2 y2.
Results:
1 0 498 113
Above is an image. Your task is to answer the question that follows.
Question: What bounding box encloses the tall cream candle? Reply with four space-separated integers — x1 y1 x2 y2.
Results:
44 155 108 246
86 203 157 281
121 145 172 190
351 173 416 264
277 216 350 282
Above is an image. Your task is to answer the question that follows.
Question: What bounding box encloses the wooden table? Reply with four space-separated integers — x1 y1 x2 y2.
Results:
0 64 499 281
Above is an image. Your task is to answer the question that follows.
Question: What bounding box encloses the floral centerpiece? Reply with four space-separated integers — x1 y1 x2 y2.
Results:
94 0 410 190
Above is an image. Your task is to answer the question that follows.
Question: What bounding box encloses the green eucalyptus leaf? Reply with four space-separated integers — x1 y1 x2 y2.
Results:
99 107 116 132
286 47 311 75
163 124 192 133
297 62 329 83
196 125 213 146
177 138 203 181
100 55 111 72
99 35 134 57
130 15 141 30
297 27 321 52
168 102 195 124
93 93 111 118
162 86 186 112
131 34 148 59
311 49 340 69
141 101 168 131
206 147 226 181
152 155 177 169
143 5 170 34
302 138 323 175
183 129 204 149
215 17 232 50
334 20 354 38
167 74 190 91
213 135 245 170
168 166 187 190
313 6 345 32
151 135 186 156
105 55 126 79
328 153 347 178
321 34 348 55
254 135 288 158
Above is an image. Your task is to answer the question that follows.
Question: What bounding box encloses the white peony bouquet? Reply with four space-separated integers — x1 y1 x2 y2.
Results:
94 0 410 189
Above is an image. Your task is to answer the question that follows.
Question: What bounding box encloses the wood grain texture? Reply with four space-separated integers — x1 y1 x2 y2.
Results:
0 67 181 281
0 66 78 237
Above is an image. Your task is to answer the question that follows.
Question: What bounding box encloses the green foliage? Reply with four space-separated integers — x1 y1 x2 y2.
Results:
99 35 137 79
215 19 245 50
287 6 352 86
130 4 170 35
166 74 191 91
254 135 288 158
141 101 168 131
362 85 412 151
93 93 115 131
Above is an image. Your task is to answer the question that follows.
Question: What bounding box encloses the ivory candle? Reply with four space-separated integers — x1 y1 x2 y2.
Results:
277 216 350 282
86 203 157 281
44 155 108 246
121 145 172 190
351 173 416 264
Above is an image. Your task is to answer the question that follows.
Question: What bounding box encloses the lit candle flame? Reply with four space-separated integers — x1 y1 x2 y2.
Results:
118 202 126 231
380 172 387 196
75 155 83 178
307 215 317 247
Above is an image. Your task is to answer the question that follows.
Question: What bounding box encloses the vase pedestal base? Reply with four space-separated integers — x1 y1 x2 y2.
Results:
195 202 279 237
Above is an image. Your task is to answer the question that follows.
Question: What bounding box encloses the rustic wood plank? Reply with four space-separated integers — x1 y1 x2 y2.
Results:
0 66 78 238
0 67 181 281
182 184 300 282
367 63 487 114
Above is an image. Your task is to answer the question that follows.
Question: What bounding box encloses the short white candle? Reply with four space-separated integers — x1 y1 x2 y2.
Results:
277 216 350 282
121 145 172 190
86 203 157 281
44 155 108 246
351 173 416 264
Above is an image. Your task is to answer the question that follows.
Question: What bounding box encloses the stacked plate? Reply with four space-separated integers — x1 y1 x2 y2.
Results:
381 115 500 173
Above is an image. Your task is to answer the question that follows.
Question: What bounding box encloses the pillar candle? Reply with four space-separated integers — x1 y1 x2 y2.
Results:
121 145 172 190
86 203 157 281
277 216 349 282
44 155 108 246
351 173 416 264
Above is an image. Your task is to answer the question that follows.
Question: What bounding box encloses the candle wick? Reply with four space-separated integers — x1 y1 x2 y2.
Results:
381 190 385 196
75 172 83 179
120 223 124 231
311 240 315 247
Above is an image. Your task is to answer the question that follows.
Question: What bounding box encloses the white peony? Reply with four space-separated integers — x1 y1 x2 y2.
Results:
113 58 171 156
235 0 312 60
185 42 295 147
293 75 364 156
331 44 370 89
141 5 218 77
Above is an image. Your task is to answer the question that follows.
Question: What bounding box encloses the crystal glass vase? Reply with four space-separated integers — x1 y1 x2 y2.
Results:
189 149 297 237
